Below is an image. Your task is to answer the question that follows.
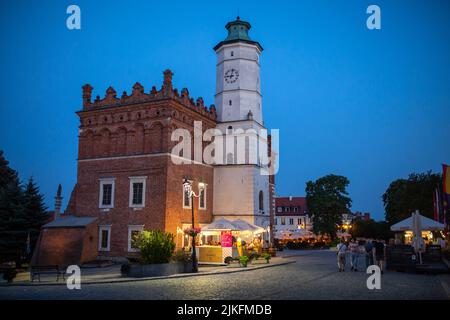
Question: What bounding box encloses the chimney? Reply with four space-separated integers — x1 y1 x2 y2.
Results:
54 184 63 220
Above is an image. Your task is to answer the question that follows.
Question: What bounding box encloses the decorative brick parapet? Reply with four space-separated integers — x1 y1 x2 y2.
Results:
81 69 217 121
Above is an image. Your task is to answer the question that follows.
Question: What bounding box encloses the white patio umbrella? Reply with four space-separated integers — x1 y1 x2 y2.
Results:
202 218 240 231
274 230 292 240
390 213 445 232
292 228 314 238
231 219 266 234
412 210 425 263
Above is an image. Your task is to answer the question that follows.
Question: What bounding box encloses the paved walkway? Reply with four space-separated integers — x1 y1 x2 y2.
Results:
1 251 449 299
1 257 294 286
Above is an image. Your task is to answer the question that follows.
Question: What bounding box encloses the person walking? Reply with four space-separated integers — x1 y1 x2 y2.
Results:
373 239 386 274
337 238 347 272
349 239 359 271
365 239 374 267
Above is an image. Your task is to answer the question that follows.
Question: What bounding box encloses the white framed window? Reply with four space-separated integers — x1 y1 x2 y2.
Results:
128 225 144 252
99 178 115 209
199 184 207 210
98 225 111 251
183 180 193 209
289 218 294 225
277 206 282 213
129 176 146 208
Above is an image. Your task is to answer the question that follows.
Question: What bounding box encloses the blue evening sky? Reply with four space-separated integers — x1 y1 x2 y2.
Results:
1 0 449 220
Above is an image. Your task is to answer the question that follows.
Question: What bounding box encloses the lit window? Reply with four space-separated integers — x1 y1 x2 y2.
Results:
99 178 115 209
199 184 207 210
128 225 144 252
183 180 192 209
129 177 146 208
281 218 286 225
98 225 111 251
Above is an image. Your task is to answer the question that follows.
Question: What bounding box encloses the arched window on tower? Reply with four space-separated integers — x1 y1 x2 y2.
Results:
226 153 234 165
259 191 264 212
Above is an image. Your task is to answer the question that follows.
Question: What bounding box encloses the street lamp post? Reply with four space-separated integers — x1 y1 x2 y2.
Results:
183 179 205 273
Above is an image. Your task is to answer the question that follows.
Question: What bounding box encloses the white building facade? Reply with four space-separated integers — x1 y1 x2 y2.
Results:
273 197 313 233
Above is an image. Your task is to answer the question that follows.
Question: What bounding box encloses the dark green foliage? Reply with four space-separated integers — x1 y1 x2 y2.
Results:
383 171 441 224
0 151 49 264
239 255 249 267
351 218 394 240
0 151 26 264
22 178 50 254
135 230 176 264
171 250 192 263
306 174 352 239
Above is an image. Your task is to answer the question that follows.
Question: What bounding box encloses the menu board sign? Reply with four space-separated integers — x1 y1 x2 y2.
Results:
221 231 232 247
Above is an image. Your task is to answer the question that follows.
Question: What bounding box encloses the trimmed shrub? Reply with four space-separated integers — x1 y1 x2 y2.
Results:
134 230 176 264
171 250 192 263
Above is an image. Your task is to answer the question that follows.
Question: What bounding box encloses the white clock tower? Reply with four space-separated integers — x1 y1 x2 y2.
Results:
214 17 263 124
212 17 271 228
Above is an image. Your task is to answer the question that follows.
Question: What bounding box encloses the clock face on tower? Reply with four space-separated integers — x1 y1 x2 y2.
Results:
224 68 239 83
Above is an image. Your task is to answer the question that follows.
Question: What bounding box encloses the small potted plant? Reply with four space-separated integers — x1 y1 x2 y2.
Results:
239 255 249 267
263 253 271 263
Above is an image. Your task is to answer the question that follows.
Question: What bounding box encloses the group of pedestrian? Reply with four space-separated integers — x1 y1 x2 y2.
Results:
336 238 386 273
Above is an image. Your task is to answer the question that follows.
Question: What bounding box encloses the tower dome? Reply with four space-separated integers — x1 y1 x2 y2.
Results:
214 17 263 51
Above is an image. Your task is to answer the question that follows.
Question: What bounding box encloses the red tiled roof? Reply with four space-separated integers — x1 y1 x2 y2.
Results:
275 197 307 207
275 197 309 216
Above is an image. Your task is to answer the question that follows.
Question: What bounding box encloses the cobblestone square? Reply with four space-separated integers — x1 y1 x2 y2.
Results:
1 250 449 300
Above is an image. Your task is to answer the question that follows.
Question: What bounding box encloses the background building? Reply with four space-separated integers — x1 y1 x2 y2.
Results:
274 196 312 232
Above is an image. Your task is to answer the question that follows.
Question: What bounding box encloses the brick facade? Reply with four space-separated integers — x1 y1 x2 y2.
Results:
67 70 217 258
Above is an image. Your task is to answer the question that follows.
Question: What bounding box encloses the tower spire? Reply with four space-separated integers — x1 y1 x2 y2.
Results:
54 184 63 220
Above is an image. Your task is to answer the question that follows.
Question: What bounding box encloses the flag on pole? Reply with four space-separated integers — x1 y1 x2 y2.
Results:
443 164 450 227
433 188 440 222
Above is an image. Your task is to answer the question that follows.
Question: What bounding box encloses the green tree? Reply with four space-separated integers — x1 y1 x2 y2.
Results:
0 150 17 189
352 218 393 240
306 174 352 239
22 177 49 256
383 171 441 224
0 151 26 265
0 151 49 265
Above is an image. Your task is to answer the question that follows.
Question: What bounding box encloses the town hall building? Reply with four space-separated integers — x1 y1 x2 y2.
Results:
32 17 276 266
